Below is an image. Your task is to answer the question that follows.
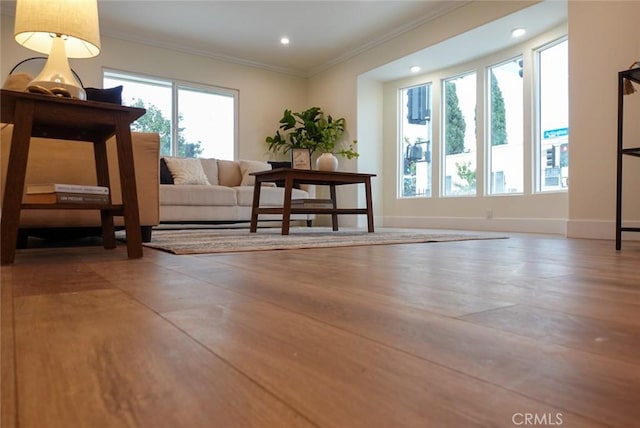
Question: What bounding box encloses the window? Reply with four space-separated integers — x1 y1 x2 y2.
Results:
103 70 237 159
536 38 568 192
487 57 524 194
399 84 432 197
443 72 477 196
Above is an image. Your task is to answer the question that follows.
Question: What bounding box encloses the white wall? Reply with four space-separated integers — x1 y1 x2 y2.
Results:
567 0 640 240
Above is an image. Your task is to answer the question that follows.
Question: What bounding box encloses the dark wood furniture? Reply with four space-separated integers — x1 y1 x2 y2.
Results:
0 89 146 265
250 168 376 235
615 68 640 250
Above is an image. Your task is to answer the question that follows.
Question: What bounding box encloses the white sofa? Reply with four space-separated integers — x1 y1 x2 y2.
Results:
160 157 315 225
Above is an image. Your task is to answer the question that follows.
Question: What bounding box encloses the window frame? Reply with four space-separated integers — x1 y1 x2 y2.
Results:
441 70 478 197
485 55 525 196
103 68 239 159
533 36 569 193
398 83 433 199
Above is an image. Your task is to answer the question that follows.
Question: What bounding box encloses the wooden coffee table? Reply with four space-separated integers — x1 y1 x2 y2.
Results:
250 168 376 235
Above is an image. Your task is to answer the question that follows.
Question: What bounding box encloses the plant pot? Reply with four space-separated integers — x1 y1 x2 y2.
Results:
316 153 339 171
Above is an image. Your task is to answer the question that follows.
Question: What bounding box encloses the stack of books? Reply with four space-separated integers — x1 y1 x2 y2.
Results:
291 198 334 208
23 183 110 204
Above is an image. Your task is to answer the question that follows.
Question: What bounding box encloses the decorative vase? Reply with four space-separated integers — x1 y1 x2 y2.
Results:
316 152 339 171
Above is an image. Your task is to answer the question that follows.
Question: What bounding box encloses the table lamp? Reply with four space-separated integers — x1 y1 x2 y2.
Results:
13 0 101 100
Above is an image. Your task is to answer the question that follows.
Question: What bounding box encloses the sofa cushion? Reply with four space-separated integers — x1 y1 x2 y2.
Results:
164 157 210 185
159 158 174 184
199 158 219 185
160 184 237 206
217 159 242 187
235 186 310 206
239 160 271 186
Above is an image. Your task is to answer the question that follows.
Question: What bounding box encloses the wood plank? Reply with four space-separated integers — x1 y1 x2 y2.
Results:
1 267 17 428
211 239 640 325
3 233 640 427
12 289 313 428
165 300 600 428
137 242 640 427
9 253 113 298
460 304 640 364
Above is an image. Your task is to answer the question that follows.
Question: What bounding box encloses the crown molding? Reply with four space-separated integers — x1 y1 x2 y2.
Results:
101 30 308 78
307 1 471 77
2 1 471 79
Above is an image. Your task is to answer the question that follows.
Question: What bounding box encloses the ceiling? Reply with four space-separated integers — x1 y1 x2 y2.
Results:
1 1 567 80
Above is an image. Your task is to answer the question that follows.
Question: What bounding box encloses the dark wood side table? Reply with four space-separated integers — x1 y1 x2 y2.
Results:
0 89 146 265
249 168 376 235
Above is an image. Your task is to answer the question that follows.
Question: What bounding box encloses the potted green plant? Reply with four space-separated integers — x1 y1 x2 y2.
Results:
266 107 358 170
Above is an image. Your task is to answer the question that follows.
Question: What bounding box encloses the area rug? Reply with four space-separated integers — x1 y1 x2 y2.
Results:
142 227 507 255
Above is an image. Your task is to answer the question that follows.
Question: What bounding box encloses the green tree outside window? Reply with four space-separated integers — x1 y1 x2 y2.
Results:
490 71 508 146
445 81 466 155
130 99 204 158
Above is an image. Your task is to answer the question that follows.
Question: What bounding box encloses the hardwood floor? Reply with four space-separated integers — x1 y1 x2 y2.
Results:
2 232 639 427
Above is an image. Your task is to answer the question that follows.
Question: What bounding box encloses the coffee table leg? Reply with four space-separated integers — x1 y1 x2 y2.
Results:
281 176 293 235
250 179 262 233
330 185 339 231
365 177 374 232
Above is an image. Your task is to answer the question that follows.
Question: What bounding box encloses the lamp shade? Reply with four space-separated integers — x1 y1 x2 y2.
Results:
14 0 101 59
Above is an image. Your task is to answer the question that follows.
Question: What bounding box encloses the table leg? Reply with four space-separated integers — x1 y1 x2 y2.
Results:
1 100 35 265
330 185 339 231
365 177 375 232
281 176 293 235
93 139 116 250
616 73 624 250
250 179 263 233
114 112 142 259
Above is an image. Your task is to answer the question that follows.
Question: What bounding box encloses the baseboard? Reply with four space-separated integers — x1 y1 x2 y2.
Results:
566 219 640 241
379 216 567 235
379 216 640 241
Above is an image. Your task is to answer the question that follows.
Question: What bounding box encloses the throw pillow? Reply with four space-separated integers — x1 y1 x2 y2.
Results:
85 86 123 104
217 160 243 187
199 158 219 185
239 160 272 186
160 158 174 184
163 157 211 185
267 161 292 170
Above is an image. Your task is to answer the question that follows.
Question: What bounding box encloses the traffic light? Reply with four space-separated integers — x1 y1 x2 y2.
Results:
559 143 569 167
517 58 523 78
546 146 556 167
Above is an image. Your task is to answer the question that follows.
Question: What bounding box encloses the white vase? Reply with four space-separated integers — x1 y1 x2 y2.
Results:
316 153 339 171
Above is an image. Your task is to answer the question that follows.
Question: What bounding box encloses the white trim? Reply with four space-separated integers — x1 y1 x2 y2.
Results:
380 216 567 235
566 220 640 241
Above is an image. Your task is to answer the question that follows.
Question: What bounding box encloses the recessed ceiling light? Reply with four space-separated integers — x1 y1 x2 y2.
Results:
410 66 421 73
511 28 526 38
280 37 290 45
